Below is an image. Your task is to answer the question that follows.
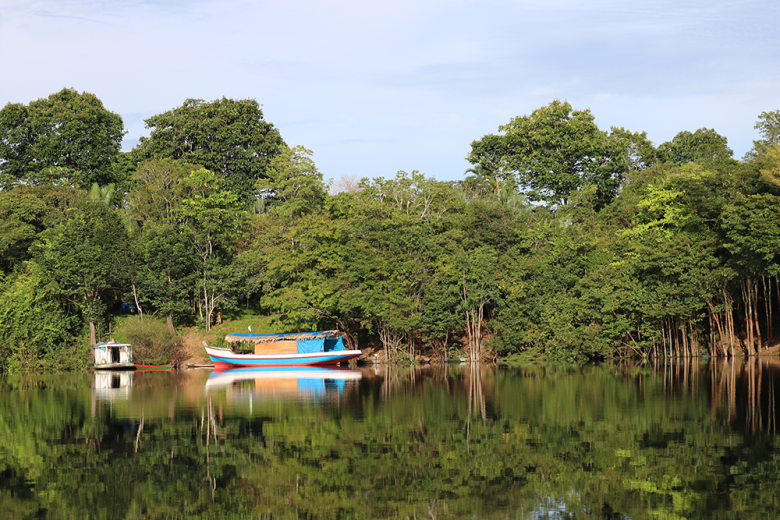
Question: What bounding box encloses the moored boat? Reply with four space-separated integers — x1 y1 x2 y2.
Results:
205 331 361 369
93 341 134 370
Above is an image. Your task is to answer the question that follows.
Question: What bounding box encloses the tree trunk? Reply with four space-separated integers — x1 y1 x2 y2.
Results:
742 280 754 355
763 275 772 343
708 299 727 357
203 284 211 331
661 321 667 359
89 321 97 346
722 289 733 357
132 284 143 321
748 278 764 354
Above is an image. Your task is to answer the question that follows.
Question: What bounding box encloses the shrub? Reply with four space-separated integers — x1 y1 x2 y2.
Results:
118 318 185 367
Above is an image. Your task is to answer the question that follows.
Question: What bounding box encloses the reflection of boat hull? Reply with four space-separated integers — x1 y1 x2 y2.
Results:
207 367 362 386
92 371 133 402
205 367 362 399
205 346 361 369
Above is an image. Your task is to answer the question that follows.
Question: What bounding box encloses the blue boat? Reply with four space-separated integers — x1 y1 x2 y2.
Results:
205 331 361 368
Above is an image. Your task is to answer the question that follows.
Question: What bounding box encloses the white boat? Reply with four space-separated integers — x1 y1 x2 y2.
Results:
205 331 361 368
92 341 134 369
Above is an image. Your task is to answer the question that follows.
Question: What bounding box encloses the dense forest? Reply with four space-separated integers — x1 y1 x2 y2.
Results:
1 88 779 370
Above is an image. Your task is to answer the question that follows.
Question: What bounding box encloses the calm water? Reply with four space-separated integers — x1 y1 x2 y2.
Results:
2 361 780 519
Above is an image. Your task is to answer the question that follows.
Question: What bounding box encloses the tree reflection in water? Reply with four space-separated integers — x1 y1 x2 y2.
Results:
1 360 780 518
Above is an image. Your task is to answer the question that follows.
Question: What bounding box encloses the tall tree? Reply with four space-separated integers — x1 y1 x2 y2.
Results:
657 128 734 166
175 168 246 329
34 198 128 345
469 100 626 207
610 127 657 172
0 184 80 274
0 88 124 187
465 134 514 197
255 145 328 219
754 110 780 148
132 98 285 201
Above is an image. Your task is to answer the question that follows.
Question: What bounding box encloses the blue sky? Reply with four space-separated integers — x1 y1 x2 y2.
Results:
2 0 778 183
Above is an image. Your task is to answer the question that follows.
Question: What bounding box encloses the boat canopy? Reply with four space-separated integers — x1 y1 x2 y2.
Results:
93 341 131 349
225 330 340 344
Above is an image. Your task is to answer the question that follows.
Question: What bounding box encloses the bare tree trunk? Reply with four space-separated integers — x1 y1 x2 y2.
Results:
709 301 727 357
748 278 764 354
132 284 143 321
742 280 754 355
763 275 772 342
722 289 734 357
89 321 97 346
661 321 667 359
674 318 680 358
707 306 716 355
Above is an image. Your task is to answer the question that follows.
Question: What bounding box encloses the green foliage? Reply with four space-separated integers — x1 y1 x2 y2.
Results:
0 183 80 275
748 110 780 159
132 97 286 201
117 317 185 365
469 100 627 208
256 145 328 218
33 197 129 344
127 159 200 223
657 128 735 166
175 168 247 329
4 95 780 367
0 265 81 372
610 126 657 171
465 133 516 197
0 88 124 188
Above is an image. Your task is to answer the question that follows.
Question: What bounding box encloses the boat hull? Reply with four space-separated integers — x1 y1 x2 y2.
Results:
205 346 361 369
94 362 135 370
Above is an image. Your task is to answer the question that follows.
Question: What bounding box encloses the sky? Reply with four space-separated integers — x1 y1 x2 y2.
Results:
1 0 778 183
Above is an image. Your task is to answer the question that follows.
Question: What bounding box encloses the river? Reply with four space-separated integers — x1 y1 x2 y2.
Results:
1 360 778 518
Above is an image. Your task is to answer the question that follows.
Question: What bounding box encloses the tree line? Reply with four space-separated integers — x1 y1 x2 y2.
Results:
1 88 779 369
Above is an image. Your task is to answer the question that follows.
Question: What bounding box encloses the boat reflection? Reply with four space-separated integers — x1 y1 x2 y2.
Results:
92 370 133 403
205 367 362 401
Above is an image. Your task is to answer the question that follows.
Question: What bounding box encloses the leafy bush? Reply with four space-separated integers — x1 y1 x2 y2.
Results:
118 318 185 366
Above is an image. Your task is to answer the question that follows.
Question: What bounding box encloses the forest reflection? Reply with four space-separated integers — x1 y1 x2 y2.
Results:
3 360 780 518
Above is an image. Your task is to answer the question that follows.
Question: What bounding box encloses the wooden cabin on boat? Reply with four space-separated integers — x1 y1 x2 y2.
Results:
224 330 347 355
93 341 134 369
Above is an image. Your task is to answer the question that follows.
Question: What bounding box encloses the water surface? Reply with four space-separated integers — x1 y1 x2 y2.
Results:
2 361 779 518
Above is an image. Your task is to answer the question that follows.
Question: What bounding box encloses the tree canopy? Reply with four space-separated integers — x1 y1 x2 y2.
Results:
656 128 735 166
132 97 286 201
468 100 627 207
1 91 780 368
0 88 124 188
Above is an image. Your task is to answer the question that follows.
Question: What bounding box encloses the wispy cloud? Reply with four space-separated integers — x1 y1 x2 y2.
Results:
34 11 108 24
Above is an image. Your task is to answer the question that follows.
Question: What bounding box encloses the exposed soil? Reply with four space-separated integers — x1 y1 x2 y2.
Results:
180 329 211 364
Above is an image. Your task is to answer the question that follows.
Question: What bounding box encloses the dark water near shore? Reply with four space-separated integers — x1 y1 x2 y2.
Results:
2 361 780 519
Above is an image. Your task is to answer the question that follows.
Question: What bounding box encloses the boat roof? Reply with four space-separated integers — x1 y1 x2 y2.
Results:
93 341 132 348
225 330 339 344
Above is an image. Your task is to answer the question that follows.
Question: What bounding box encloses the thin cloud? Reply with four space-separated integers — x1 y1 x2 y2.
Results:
34 11 109 24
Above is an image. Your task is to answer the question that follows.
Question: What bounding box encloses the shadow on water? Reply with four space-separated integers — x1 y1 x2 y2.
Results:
2 359 780 518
